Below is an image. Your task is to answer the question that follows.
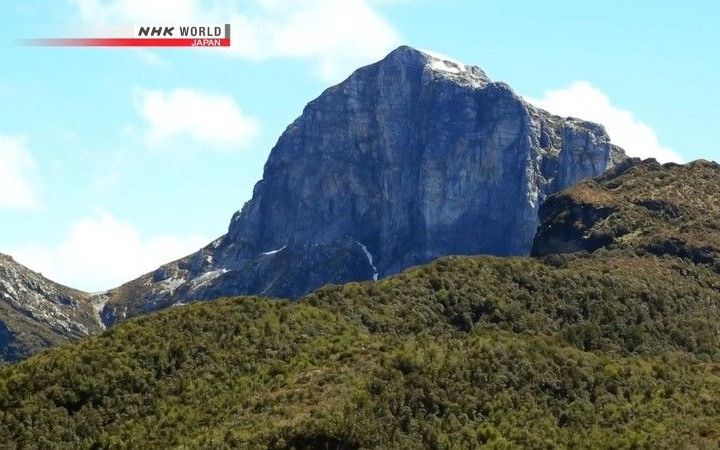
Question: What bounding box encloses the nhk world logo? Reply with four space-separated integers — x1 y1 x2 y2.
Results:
23 24 231 47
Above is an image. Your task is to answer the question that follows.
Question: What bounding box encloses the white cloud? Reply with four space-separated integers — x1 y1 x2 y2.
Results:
0 135 41 211
527 81 683 163
134 88 259 150
70 0 203 25
11 210 208 292
229 0 401 80
68 0 401 81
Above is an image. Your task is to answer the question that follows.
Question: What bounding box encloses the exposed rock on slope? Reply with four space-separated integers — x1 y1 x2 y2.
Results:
100 45 624 324
532 158 720 266
0 253 102 362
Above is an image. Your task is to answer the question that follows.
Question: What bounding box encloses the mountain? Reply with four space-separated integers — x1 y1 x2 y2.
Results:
2 159 720 448
0 46 625 361
98 46 625 325
0 253 103 362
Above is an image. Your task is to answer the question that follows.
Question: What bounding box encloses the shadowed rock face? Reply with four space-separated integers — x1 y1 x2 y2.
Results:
100 46 624 323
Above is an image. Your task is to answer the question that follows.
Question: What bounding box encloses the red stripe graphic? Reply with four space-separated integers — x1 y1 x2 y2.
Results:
22 38 231 47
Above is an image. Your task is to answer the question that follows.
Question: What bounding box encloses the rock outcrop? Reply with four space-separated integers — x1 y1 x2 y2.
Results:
532 158 720 267
0 253 103 362
100 46 625 324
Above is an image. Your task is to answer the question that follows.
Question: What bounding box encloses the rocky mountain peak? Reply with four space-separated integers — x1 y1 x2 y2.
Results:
379 45 491 87
98 46 625 323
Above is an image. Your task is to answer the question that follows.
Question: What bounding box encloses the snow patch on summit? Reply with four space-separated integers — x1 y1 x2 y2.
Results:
429 58 463 74
420 49 488 88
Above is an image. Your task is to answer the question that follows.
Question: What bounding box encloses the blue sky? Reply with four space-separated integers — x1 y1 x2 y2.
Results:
1 0 718 291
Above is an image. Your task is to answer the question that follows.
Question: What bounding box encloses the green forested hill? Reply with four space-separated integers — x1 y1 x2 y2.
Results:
2 254 720 448
2 159 720 448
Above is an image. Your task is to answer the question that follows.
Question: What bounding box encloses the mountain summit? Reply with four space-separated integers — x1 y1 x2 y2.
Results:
99 46 625 324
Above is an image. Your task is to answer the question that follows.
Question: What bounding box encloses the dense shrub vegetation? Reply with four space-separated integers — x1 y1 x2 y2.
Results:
534 159 720 266
2 159 720 448
2 252 720 448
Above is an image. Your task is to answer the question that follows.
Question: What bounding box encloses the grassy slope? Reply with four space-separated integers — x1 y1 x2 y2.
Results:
2 159 720 448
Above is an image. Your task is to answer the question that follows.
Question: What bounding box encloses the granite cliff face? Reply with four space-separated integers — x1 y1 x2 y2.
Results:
100 46 624 324
0 253 103 362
